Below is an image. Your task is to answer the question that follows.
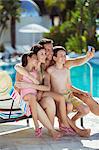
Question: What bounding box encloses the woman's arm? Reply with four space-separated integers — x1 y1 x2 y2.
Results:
15 81 50 91
15 71 51 91
15 64 39 84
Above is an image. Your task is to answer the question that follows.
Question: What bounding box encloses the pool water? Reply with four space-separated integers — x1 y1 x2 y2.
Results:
71 63 99 97
0 63 99 97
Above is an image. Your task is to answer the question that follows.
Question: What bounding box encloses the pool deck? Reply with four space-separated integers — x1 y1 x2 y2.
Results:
0 112 99 150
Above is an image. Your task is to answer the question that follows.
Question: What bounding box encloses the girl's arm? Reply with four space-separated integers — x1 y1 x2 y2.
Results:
15 73 51 91
15 64 39 84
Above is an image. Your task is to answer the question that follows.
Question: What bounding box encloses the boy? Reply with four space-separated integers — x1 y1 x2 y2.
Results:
47 46 93 123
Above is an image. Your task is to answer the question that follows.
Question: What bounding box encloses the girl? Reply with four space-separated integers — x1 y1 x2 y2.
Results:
15 51 42 137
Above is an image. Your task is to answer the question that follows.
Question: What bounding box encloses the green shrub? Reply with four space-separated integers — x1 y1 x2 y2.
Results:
65 34 87 54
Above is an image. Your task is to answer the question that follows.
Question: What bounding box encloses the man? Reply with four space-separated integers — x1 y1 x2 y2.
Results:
46 46 94 123
38 38 54 69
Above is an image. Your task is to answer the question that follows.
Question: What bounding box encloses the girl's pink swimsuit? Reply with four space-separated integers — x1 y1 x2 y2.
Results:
21 70 37 98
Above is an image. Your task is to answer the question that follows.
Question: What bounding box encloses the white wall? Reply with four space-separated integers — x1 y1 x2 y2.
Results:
2 15 51 47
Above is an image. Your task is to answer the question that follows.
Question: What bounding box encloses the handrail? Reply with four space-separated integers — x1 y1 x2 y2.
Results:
86 62 93 96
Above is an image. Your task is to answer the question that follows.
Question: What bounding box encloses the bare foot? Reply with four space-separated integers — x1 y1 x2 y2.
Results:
50 130 63 140
59 126 76 136
77 129 91 137
71 119 76 125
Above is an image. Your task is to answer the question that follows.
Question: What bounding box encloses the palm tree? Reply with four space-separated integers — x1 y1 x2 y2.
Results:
0 0 21 49
44 0 75 24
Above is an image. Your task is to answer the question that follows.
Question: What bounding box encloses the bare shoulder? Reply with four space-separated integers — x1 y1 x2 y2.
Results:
47 65 55 74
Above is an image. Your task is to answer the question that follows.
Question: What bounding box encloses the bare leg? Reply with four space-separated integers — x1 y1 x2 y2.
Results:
71 104 90 123
39 96 56 126
36 102 63 139
66 102 73 114
43 92 91 137
43 92 71 128
67 116 91 137
24 94 39 129
73 93 99 116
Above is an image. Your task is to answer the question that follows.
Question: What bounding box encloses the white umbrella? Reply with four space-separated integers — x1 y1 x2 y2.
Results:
19 24 50 44
19 24 49 33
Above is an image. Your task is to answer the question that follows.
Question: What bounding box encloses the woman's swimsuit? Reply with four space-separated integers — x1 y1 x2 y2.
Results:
21 69 37 98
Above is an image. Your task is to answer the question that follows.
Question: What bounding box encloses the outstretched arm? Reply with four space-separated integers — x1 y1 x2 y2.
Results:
65 48 95 68
15 64 39 84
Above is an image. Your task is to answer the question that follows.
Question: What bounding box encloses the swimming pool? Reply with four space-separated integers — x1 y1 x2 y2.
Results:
0 62 99 97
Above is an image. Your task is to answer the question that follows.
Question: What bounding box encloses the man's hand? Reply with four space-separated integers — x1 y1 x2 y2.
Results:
86 47 95 60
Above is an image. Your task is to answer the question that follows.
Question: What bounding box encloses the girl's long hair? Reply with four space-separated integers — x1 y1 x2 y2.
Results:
22 52 34 67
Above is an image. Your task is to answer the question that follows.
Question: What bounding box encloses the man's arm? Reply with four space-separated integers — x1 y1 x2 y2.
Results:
65 49 95 68
15 64 39 84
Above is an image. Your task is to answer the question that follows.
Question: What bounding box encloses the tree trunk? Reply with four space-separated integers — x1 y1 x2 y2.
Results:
11 16 16 49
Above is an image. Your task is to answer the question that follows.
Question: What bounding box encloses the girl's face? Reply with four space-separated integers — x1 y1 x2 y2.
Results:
37 49 46 63
28 54 38 67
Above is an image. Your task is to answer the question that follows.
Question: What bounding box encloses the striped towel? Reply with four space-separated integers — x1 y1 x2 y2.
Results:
9 87 31 117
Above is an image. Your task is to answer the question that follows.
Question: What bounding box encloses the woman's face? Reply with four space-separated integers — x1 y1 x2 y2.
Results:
37 49 46 63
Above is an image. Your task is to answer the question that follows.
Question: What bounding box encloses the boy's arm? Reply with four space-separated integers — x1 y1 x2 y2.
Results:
67 84 89 96
65 49 95 68
15 64 39 84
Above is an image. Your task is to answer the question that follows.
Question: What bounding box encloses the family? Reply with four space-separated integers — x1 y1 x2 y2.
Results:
14 38 99 139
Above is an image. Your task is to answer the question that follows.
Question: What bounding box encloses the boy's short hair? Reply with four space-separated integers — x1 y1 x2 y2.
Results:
53 46 66 56
30 44 44 54
38 38 53 45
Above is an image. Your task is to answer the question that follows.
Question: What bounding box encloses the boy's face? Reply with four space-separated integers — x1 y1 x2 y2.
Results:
44 43 53 60
54 50 66 64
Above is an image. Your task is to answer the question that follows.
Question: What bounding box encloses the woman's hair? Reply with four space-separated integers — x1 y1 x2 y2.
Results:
22 51 34 67
30 44 44 54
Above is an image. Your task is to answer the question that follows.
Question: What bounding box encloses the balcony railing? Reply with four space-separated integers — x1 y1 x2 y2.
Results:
86 62 93 96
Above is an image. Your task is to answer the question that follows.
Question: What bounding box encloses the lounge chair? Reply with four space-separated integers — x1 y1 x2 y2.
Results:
0 71 30 125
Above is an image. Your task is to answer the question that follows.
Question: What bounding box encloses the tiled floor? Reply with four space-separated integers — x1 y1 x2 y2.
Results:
0 113 99 150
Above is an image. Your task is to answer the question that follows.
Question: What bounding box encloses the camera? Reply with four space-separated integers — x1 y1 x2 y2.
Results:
88 46 93 52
